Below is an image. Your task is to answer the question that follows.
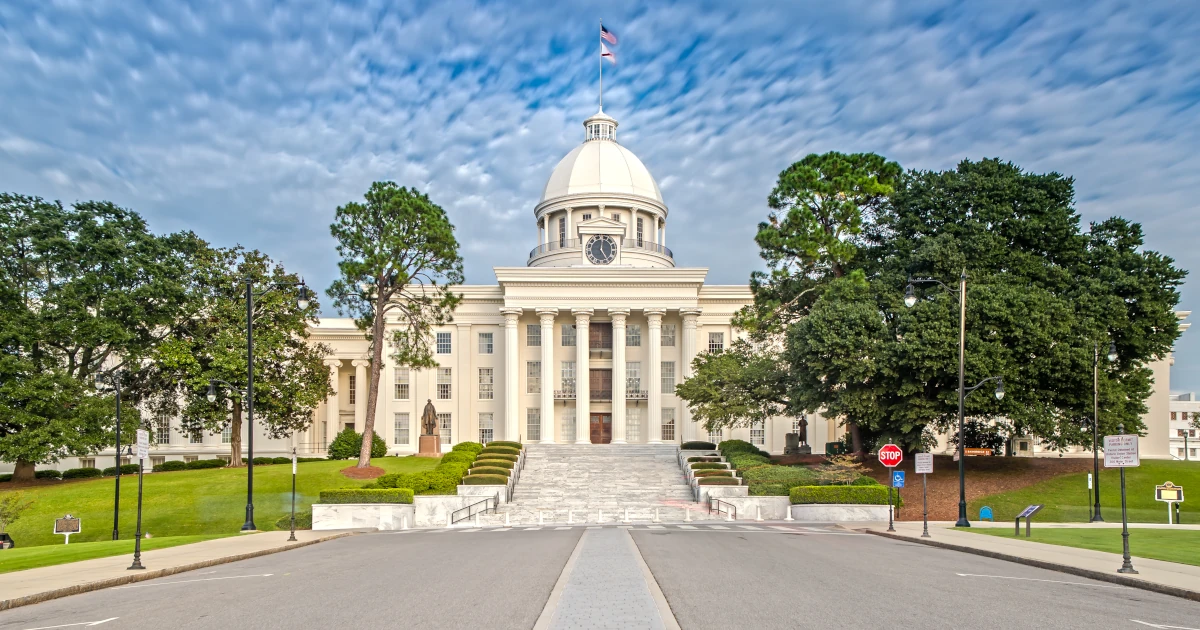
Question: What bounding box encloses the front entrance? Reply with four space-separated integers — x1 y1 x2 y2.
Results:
589 413 612 444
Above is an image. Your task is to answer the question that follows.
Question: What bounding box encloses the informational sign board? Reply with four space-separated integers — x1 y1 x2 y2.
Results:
1103 434 1140 468
878 444 903 468
136 429 150 460
1016 504 1044 519
54 515 81 545
915 453 933 475
964 448 994 456
892 471 906 488
1156 482 1183 503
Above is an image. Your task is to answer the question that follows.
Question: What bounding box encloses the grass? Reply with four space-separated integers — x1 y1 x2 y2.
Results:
0 456 438 547
966 527 1200 567
0 534 231 574
969 459 1200 523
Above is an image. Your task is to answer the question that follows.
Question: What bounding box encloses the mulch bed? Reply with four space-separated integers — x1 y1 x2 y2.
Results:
339 465 387 480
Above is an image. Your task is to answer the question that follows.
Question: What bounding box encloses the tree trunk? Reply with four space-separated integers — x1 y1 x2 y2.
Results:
230 399 244 467
848 422 865 456
356 312 386 467
12 460 35 482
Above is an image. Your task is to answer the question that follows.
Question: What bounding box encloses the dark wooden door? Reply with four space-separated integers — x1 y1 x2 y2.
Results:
590 322 613 350
589 369 613 401
589 413 612 444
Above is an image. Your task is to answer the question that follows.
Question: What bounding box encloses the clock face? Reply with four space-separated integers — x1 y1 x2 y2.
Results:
586 234 617 264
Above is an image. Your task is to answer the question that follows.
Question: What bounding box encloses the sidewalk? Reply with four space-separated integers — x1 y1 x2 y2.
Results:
0 530 357 611
863 521 1200 601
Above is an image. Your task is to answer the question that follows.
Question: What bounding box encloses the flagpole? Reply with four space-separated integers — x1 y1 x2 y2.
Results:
599 19 603 109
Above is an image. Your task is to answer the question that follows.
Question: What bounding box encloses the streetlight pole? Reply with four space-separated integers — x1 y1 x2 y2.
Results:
94 370 124 541
1091 340 1117 522
288 446 298 542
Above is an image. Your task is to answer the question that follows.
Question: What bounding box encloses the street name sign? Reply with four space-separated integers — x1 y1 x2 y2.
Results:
878 444 903 468
1103 434 1139 468
915 453 933 474
892 471 906 488
136 429 150 460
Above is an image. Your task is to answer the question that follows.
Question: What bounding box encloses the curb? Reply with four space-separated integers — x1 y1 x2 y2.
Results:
0 532 354 612
865 529 1200 602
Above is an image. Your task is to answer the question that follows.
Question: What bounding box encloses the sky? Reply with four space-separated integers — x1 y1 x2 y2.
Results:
2 0 1199 392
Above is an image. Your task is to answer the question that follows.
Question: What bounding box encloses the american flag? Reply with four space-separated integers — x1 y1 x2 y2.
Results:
601 25 617 45
601 42 616 64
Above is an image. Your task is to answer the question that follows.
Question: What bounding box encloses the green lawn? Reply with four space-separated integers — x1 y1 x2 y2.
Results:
0 456 438 547
0 534 231 574
966 527 1200 567
969 459 1200 523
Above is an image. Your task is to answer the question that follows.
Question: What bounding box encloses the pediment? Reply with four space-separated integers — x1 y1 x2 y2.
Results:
577 216 628 236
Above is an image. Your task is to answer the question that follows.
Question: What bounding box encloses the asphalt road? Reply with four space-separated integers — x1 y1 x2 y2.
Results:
2 525 1198 630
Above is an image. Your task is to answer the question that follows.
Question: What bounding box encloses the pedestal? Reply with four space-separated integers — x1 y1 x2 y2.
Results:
417 434 442 458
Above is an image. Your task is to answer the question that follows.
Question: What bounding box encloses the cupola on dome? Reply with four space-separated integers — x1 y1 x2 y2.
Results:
538 109 664 205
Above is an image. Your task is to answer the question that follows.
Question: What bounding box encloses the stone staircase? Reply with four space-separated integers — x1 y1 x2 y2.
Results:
476 444 718 526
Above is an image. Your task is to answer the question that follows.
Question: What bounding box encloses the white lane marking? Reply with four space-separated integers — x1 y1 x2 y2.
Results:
113 574 273 590
555 527 572 530
1131 621 1200 629
738 525 762 530
955 573 1124 589
23 619 118 629
707 525 729 530
461 529 482 533
524 527 542 531
768 525 793 531
677 525 697 529
647 525 665 529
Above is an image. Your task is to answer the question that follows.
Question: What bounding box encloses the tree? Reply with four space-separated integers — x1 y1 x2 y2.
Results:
673 338 789 433
328 183 463 468
0 491 34 534
143 248 332 466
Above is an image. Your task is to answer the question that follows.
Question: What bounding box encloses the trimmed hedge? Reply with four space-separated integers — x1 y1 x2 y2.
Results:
750 483 791 496
790 485 899 506
693 470 733 478
376 452 475 495
741 465 820 485
440 451 476 466
687 456 722 463
298 457 325 463
0 474 11 482
275 511 312 530
452 441 485 455
480 446 520 456
186 459 227 470
852 476 881 486
152 460 187 472
718 439 769 458
35 469 63 479
475 452 518 463
103 464 142 476
727 453 771 470
251 457 274 465
467 466 511 477
681 441 717 450
487 441 522 449
698 476 741 485
690 462 728 470
472 458 514 469
62 467 103 479
272 457 292 464
319 488 414 504
461 474 508 485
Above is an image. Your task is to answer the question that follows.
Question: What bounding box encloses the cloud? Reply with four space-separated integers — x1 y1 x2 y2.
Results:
1 0 1199 389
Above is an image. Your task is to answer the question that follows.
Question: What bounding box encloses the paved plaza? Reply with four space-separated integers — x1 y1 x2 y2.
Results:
2 524 1198 630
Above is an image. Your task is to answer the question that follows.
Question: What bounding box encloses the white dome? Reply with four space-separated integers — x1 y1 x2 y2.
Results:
539 111 663 205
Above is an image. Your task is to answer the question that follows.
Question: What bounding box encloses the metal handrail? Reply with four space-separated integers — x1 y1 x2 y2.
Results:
529 238 583 258
709 497 737 520
450 493 499 525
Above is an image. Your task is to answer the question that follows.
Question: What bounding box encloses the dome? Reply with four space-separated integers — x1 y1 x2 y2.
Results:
538 110 664 205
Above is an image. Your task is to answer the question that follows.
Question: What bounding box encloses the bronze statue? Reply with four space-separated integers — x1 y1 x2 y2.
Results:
421 399 438 436
796 415 809 445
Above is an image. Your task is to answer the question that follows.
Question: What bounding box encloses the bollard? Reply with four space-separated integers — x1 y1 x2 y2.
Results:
654 508 661 523
726 509 734 522
473 512 479 527
401 516 409 530
685 507 692 522
598 509 604 524
568 510 574 524
785 506 794 522
446 514 452 528
623 507 631 524
504 512 511 527
538 512 544 526
756 505 763 522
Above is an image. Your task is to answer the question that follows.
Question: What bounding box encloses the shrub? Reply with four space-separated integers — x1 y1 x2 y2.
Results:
472 458 514 469
440 452 476 466
475 453 517 463
741 465 820 485
851 476 881 486
750 483 791 496
727 453 771 470
327 427 388 460
690 462 728 470
687 456 722 463
790 485 900 506
272 457 292 464
698 476 740 485
718 439 769 458
681 441 717 450
451 441 485 455
152 460 187 473
461 474 508 485
103 464 142 476
693 470 733 478
467 466 511 477
297 457 325 463
487 441 522 449
275 511 312 530
251 457 274 466
35 469 63 480
0 474 11 483
62 467 103 479
185 459 227 470
480 445 520 456
816 455 872 485
319 488 414 504
377 456 472 495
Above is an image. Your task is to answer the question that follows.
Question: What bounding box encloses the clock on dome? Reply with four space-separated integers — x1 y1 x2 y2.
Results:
585 235 617 264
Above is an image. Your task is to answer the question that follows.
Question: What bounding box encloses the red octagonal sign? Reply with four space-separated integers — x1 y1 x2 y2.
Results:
878 444 903 468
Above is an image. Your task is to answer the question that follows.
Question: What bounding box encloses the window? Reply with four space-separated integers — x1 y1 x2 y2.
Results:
562 407 576 443
151 456 165 468
527 361 541 394
394 413 410 445
627 406 641 442
662 324 676 347
662 408 676 441
436 331 452 354
582 213 592 221
637 218 644 246
750 421 765 445
559 217 566 246
190 431 204 445
479 413 494 444
222 424 232 444
478 332 494 354
527 323 541 346
612 213 620 221
708 332 725 353
661 361 676 394
217 455 231 464
626 324 642 347
1171 412 1177 420
1184 412 1191 421
437 413 452 445
80 457 96 469
394 367 410 400
708 429 722 445
155 415 171 445
184 455 198 463
562 323 576 346
562 361 576 390
437 367 453 400
626 362 642 392
478 368 494 400
348 374 357 405
527 408 542 441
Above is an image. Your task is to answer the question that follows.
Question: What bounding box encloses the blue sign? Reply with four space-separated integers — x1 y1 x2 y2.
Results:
892 471 906 488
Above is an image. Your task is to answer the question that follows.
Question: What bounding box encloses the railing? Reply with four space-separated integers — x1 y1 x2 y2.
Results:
625 239 674 259
591 389 612 401
450 492 500 525
529 238 583 258
709 497 737 520
528 237 674 260
554 388 576 400
507 448 526 501
626 389 648 400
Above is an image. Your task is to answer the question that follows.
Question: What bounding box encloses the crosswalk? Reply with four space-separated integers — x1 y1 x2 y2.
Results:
386 523 862 536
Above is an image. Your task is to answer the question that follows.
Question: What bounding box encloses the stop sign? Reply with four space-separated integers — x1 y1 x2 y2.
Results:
878 444 903 468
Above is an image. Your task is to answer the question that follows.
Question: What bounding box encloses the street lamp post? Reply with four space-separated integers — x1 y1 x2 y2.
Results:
904 271 1005 528
94 370 125 541
288 446 298 542
1091 341 1118 522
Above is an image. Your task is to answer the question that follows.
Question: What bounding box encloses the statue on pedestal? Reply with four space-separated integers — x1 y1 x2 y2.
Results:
418 399 441 457
785 415 812 455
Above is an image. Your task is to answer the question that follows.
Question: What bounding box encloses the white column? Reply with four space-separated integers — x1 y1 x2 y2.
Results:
645 308 666 444
661 221 667 247
537 308 558 443
501 308 522 442
457 322 472 446
323 359 342 449
565 208 573 244
572 308 593 444
351 359 369 432
680 308 702 443
610 309 630 444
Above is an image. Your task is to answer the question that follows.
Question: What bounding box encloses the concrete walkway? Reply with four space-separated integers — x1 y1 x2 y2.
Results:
866 521 1200 600
0 529 356 611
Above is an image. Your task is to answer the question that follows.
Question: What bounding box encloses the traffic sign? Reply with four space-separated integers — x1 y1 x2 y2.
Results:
892 471 906 488
136 429 150 460
1103 434 1139 468
915 453 933 475
878 444 903 468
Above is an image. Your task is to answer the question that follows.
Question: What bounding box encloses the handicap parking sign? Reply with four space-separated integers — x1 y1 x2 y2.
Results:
892 471 905 488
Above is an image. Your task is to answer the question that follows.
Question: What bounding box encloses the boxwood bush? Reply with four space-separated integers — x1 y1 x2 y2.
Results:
185 459 227 470
297 457 326 463
727 453 771 469
687 456 722 463
0 474 10 482
468 466 511 477
319 488 414 504
693 470 733 478
35 469 63 479
750 483 791 496
151 460 187 472
698 476 740 485
452 441 485 455
475 453 518 463
376 454 475 495
718 439 769 458
790 485 899 506
851 476 881 486
480 445 520 456
487 441 522 449
440 451 476 466
472 458 514 469
327 427 387 460
275 511 312 530
251 457 274 465
461 474 508 485
690 462 728 470
272 457 292 464
741 465 820 485
62 467 103 479
681 441 717 450
103 464 142 476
